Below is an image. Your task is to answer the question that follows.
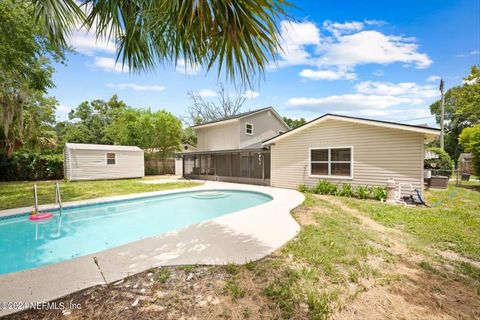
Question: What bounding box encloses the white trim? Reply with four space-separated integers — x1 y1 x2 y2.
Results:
263 114 440 146
308 146 354 180
106 152 117 165
245 122 253 135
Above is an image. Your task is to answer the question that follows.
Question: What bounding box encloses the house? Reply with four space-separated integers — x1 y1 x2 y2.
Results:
262 114 440 194
183 109 441 195
182 107 289 185
64 143 144 181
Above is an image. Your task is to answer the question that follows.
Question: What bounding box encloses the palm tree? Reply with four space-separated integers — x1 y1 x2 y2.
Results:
31 0 291 84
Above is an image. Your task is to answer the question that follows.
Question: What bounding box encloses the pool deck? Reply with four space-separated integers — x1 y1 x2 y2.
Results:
0 181 304 317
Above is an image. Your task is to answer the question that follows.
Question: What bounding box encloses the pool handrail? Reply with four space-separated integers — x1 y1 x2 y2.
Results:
55 182 63 215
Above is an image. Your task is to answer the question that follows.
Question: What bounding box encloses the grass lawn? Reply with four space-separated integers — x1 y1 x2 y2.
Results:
341 184 480 261
11 184 480 319
0 178 202 210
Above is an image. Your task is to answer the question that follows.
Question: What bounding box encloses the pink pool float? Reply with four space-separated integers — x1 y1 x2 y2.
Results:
29 212 54 221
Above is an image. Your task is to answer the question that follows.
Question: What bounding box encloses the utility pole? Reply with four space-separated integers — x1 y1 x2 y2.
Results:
439 78 445 150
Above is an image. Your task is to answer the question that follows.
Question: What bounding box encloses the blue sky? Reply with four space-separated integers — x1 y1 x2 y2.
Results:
51 0 480 127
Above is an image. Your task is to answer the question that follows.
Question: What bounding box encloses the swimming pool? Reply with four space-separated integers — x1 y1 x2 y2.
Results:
0 190 272 275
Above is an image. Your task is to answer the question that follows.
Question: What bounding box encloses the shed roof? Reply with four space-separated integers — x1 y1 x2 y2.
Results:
65 143 143 152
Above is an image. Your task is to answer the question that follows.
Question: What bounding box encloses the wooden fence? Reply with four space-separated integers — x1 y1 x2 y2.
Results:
144 159 175 175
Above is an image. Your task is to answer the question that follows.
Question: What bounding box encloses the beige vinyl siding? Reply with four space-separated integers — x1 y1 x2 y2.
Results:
196 122 240 151
239 109 290 149
67 149 144 181
270 119 424 194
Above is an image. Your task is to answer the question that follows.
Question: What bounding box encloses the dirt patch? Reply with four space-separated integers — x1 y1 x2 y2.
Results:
437 250 480 269
292 205 320 226
11 265 280 320
320 196 480 320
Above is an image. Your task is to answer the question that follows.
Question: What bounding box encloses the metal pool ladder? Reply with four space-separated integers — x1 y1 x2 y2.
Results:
55 182 63 215
33 184 39 213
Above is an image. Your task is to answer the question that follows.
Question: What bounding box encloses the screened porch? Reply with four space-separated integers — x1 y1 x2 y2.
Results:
182 149 270 186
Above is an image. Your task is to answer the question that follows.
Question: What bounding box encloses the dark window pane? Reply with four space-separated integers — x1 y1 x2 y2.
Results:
240 152 250 177
311 163 328 175
311 149 328 161
250 152 263 179
207 155 214 175
331 148 351 161
331 163 351 176
231 153 240 177
215 154 231 176
107 158 115 165
263 152 271 179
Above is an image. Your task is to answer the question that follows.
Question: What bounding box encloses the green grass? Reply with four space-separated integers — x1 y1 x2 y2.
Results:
339 185 480 261
224 278 246 299
259 194 382 318
0 179 202 210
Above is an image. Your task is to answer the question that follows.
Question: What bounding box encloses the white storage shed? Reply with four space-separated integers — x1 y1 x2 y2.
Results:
64 143 145 181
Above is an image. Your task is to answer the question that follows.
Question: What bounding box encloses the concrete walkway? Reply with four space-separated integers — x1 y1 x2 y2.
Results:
0 181 304 317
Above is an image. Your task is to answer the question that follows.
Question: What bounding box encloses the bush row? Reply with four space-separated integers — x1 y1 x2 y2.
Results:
298 180 387 201
0 152 64 181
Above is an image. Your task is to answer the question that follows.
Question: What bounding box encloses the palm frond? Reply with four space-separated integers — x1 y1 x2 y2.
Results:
30 0 85 48
84 0 291 85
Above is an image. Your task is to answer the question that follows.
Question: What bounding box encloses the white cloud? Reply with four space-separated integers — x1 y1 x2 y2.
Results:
197 89 217 97
176 59 201 75
317 31 432 69
243 90 260 99
56 104 72 114
355 81 438 99
286 94 421 111
275 19 432 80
364 19 387 26
426 75 441 82
92 57 128 73
278 21 320 66
457 50 480 57
323 20 364 37
286 80 438 117
67 3 117 56
106 83 165 91
68 29 116 56
299 68 356 80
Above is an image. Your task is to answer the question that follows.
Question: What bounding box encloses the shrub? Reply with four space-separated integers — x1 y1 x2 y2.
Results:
355 186 371 199
338 183 354 197
424 147 453 176
459 124 480 175
297 184 309 193
144 166 157 176
0 152 63 181
371 186 387 201
313 180 337 195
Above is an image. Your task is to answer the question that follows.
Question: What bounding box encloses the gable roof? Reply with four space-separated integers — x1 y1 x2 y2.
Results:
262 113 441 146
65 143 143 152
192 107 289 129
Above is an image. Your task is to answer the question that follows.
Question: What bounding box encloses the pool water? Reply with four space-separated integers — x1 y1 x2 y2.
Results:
0 190 272 275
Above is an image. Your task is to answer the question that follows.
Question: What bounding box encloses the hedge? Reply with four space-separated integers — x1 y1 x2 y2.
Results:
0 152 64 181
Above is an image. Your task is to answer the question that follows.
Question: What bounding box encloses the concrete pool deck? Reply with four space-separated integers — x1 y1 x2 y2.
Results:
0 181 304 317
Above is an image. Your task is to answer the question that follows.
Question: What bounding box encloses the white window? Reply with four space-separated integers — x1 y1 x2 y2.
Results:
245 123 253 135
106 152 116 165
309 147 353 178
